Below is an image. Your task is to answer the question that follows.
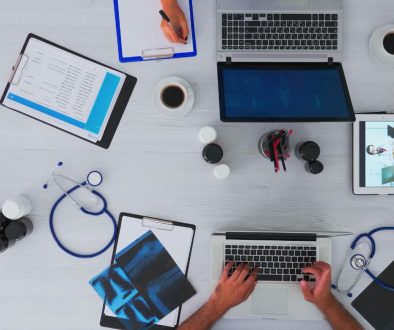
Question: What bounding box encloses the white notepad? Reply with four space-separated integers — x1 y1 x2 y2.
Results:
102 214 195 328
114 0 196 62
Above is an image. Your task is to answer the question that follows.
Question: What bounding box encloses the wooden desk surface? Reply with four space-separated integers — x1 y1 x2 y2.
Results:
1 0 394 329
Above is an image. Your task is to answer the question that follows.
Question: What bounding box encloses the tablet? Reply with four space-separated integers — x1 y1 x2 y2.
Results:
353 113 394 194
218 62 355 122
1 34 137 149
100 213 196 330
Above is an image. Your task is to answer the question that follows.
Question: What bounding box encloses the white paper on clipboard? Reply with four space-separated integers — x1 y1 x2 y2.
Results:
116 0 194 59
103 214 195 327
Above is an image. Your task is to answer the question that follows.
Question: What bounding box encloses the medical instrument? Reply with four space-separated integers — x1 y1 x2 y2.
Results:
43 162 117 259
332 226 394 297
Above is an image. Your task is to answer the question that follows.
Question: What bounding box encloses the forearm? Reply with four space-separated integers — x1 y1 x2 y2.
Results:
161 0 178 7
178 300 224 330
320 296 363 330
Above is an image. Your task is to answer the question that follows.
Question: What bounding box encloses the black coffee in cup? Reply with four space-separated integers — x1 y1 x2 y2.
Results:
383 33 394 55
160 84 185 109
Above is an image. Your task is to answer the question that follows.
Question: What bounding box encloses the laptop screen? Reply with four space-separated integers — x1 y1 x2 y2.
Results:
218 62 355 122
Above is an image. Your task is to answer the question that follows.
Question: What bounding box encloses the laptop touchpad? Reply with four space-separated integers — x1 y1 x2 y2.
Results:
252 288 288 315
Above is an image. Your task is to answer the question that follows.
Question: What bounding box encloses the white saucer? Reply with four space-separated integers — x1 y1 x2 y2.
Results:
152 77 195 118
369 25 394 66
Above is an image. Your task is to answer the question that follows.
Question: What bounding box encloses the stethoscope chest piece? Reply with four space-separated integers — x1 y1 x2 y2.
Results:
351 254 366 270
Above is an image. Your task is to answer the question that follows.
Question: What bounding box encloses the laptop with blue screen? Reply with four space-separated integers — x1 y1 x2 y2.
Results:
216 0 355 122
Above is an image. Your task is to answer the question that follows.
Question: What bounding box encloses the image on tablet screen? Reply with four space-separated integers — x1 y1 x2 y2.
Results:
360 121 394 187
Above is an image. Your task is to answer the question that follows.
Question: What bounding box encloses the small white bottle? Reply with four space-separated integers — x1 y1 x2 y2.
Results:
2 195 32 220
213 164 231 179
198 126 217 144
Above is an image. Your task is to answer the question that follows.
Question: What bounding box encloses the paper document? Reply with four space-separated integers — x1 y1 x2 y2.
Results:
115 0 194 60
3 38 126 142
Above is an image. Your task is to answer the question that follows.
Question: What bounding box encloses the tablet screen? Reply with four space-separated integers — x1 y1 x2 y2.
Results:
359 121 394 187
3 37 126 142
218 63 355 122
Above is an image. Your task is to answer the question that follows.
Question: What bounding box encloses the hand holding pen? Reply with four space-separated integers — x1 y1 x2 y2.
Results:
159 0 189 44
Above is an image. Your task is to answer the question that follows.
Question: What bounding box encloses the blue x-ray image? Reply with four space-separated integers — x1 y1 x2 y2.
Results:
90 230 196 330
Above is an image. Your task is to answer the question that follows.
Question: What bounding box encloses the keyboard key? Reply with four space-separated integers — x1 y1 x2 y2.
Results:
281 14 311 20
245 21 260 27
258 275 282 281
283 275 290 281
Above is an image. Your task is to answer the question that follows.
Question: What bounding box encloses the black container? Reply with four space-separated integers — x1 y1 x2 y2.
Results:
0 212 10 231
202 143 224 164
306 160 324 174
4 218 33 241
0 232 15 253
296 141 320 162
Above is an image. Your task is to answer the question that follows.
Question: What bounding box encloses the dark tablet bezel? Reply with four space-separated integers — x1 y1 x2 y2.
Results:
100 213 196 330
0 33 137 149
217 61 355 122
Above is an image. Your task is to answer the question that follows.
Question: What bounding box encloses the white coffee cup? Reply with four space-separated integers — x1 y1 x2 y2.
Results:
153 77 195 118
369 25 394 66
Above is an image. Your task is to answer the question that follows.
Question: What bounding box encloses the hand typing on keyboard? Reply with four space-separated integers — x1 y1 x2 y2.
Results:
178 261 362 330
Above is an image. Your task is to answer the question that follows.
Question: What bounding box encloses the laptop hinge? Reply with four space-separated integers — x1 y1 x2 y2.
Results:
328 57 334 65
226 56 231 65
226 232 316 241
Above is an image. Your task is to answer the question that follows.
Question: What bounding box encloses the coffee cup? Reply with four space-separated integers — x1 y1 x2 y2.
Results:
369 25 394 66
153 77 195 118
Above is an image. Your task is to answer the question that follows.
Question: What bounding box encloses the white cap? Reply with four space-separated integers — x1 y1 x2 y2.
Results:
213 164 230 179
2 196 32 220
199 126 217 144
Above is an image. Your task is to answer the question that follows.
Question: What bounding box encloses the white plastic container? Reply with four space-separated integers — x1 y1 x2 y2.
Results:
2 195 32 220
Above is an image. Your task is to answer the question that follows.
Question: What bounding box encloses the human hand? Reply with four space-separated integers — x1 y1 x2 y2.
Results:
160 0 189 43
208 262 258 316
300 261 336 312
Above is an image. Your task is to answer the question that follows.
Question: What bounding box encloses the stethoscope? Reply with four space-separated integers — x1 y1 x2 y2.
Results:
332 226 394 297
43 162 117 259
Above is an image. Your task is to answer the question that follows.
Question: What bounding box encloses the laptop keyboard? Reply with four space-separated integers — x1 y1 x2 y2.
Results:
224 244 317 282
221 13 338 51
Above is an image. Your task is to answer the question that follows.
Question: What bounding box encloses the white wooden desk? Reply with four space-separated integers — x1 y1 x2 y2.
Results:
1 0 394 329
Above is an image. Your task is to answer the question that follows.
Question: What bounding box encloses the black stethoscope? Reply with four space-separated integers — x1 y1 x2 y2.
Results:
332 226 394 297
43 162 117 258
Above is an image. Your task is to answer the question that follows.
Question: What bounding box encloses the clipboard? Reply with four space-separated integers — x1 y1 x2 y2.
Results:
1 34 137 149
113 0 197 62
100 212 196 330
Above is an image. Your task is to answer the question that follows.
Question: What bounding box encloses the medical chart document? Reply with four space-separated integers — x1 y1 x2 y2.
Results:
2 35 132 145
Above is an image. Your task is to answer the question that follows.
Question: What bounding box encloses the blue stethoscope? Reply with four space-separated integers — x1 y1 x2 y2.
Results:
44 162 117 259
332 226 394 297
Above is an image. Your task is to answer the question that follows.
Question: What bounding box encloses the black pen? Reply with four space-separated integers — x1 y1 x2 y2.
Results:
159 10 187 41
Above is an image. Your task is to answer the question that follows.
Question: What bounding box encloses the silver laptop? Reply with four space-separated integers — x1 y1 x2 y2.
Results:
216 0 343 63
210 231 350 320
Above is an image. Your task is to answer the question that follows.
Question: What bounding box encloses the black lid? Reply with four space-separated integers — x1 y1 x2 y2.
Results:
0 233 8 251
307 160 324 174
4 221 27 240
300 141 320 161
203 143 224 164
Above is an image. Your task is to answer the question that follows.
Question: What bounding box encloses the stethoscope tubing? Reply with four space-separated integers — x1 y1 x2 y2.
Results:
49 182 117 259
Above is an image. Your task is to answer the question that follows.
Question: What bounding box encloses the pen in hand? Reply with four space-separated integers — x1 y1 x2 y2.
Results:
159 9 188 43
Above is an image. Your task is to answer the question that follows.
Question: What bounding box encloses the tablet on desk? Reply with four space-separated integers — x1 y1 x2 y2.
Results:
353 113 394 194
0 34 137 149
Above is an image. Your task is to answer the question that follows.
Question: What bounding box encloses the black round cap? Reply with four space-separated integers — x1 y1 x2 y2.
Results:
300 141 320 161
4 221 27 240
203 143 224 164
307 160 324 174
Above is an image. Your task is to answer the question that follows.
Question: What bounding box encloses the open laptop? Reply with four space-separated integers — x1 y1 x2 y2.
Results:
210 231 350 320
216 0 355 122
